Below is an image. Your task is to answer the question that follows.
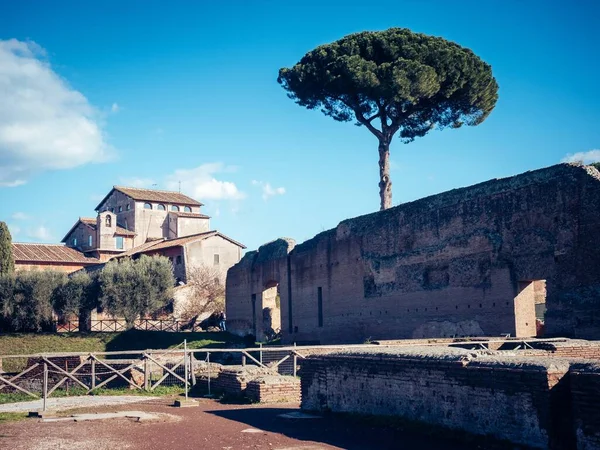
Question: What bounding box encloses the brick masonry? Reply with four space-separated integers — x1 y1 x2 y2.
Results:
212 365 300 403
226 164 600 344
570 362 600 449
300 347 600 449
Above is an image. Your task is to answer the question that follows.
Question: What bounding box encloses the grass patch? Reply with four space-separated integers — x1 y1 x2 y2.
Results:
0 412 27 423
0 392 37 405
0 330 246 371
0 385 186 405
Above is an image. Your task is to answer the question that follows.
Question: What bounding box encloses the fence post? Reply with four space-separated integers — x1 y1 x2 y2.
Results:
143 356 149 391
293 342 297 377
207 352 211 397
42 362 48 412
184 339 188 401
242 354 246 366
190 353 196 386
259 343 263 365
91 357 96 390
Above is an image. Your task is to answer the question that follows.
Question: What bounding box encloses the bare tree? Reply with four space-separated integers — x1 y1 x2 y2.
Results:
177 265 225 324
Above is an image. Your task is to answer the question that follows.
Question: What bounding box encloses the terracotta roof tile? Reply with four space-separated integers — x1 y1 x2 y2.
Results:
12 243 100 264
95 186 202 211
170 211 210 219
115 230 246 259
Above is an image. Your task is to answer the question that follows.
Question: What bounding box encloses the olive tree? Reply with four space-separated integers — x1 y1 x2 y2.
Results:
99 255 174 328
278 28 499 210
52 270 98 330
5 270 65 331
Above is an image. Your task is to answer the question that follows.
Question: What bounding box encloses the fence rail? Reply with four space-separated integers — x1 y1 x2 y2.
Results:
54 319 203 333
0 337 567 412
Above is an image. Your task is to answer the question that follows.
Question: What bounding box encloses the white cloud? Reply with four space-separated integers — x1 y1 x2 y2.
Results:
252 180 286 201
119 177 156 189
165 163 245 200
561 149 600 164
27 225 53 241
0 39 113 187
11 212 29 220
111 103 120 113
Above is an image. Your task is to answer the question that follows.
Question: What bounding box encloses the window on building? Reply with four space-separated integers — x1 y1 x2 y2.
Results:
171 205 180 212
214 254 220 265
73 237 77 246
116 236 124 250
144 203 152 209
126 204 131 211
105 215 112 227
88 235 93 247
124 219 128 230
157 204 166 211
118 206 122 212
176 255 182 265
110 208 115 213
184 206 192 213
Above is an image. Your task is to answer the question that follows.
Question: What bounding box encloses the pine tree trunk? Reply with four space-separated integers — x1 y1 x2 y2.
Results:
378 140 392 210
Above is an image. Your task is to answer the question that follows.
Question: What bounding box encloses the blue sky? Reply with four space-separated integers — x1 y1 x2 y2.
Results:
1 0 599 251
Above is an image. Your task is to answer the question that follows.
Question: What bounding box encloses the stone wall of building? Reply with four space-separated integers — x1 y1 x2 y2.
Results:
227 164 600 343
185 235 243 278
300 348 576 449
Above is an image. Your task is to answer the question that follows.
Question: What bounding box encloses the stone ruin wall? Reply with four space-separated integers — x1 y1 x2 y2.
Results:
300 348 600 449
227 164 600 344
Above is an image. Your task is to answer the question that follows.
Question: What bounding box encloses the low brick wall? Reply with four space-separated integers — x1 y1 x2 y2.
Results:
213 366 300 403
523 341 600 360
213 366 273 396
301 348 575 449
570 362 600 449
246 376 301 403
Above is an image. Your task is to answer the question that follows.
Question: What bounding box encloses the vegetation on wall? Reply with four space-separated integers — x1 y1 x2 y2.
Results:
279 27 498 210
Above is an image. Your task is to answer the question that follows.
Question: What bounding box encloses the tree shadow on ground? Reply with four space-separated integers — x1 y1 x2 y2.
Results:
205 407 499 450
103 330 244 353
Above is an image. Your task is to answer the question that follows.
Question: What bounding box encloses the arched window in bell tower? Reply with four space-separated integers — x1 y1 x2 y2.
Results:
106 215 112 227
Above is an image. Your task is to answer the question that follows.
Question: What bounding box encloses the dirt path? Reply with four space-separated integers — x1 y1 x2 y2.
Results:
0 395 158 413
0 398 482 450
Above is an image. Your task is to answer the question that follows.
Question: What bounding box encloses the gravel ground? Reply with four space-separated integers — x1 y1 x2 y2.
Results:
0 395 158 413
0 398 492 450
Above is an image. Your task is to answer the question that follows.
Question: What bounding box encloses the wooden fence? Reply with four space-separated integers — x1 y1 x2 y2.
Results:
0 337 566 412
54 319 203 333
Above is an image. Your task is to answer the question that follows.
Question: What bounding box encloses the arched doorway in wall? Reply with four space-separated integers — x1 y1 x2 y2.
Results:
262 280 281 341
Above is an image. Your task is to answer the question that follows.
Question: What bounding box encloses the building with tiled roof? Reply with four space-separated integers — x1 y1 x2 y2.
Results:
114 231 246 282
13 185 245 280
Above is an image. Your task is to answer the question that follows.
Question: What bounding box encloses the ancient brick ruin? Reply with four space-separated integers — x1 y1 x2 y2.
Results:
300 342 600 449
226 163 600 343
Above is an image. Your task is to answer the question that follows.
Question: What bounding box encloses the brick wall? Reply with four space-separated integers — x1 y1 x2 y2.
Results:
15 262 95 273
570 362 600 449
227 164 600 344
213 365 300 403
246 376 300 403
301 348 575 449
522 341 600 360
